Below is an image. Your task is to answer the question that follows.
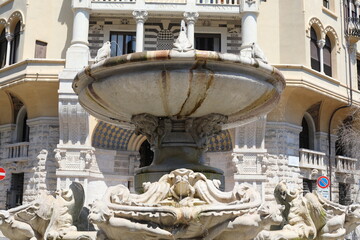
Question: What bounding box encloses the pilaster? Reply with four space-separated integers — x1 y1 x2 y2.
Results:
317 39 325 73
5 33 13 66
183 12 199 47
133 10 148 52
240 0 259 50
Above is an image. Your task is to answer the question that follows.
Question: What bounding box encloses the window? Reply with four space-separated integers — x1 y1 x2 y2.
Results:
300 117 310 149
357 59 360 90
10 21 20 64
110 32 136 57
339 183 352 205
195 33 221 52
303 179 316 196
16 107 29 142
6 173 24 209
323 0 329 8
139 140 153 168
299 114 315 150
34 40 47 58
323 35 332 77
157 29 174 50
310 27 320 72
0 29 6 68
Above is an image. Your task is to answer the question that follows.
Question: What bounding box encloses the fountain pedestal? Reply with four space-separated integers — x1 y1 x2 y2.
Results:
132 113 227 192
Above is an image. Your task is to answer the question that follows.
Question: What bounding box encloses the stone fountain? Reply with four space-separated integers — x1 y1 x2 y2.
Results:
72 28 284 192
2 23 360 240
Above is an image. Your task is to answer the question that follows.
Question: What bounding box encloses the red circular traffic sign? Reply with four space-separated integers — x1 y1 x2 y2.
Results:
0 168 5 180
317 176 330 189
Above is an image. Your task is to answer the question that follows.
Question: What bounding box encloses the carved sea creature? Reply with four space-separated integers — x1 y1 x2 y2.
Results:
256 181 360 240
173 20 193 52
0 182 85 240
95 41 111 63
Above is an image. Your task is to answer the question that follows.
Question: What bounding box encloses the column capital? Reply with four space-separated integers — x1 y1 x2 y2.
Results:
240 0 259 14
355 0 360 7
72 0 91 10
183 12 199 24
317 39 326 49
5 33 13 42
133 10 148 23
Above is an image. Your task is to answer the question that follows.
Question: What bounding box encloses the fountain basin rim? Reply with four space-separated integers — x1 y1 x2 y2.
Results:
73 50 285 129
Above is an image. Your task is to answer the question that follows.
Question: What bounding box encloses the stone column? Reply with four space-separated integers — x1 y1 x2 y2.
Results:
66 0 91 69
133 11 148 52
5 33 13 66
57 0 97 200
318 39 325 73
240 0 259 47
183 12 199 48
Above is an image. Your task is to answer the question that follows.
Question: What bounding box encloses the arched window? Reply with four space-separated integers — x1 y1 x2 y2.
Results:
156 29 174 50
310 27 320 72
0 29 6 68
16 107 29 142
10 21 20 65
323 35 332 77
139 140 153 168
299 114 315 150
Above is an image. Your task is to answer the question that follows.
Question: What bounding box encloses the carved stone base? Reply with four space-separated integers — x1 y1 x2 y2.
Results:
132 113 228 191
135 170 224 193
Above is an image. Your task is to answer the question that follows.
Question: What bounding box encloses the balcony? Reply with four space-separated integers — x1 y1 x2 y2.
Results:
90 0 241 15
346 17 360 43
2 142 30 163
299 148 326 171
335 155 357 174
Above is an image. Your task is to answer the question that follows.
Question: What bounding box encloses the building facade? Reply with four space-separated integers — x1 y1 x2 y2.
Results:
0 0 359 211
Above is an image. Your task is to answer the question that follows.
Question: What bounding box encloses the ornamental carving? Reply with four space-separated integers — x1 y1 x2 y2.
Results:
256 181 360 240
183 12 199 24
307 17 325 38
0 182 85 240
88 168 278 240
186 113 228 150
132 10 148 23
324 25 341 53
7 11 25 32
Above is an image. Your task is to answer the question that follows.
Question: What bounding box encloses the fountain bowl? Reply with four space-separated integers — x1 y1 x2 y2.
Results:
73 50 285 130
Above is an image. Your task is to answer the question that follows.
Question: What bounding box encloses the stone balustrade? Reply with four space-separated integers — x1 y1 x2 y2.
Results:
92 0 135 2
335 155 357 174
92 0 240 4
299 148 326 170
3 142 30 161
196 0 239 5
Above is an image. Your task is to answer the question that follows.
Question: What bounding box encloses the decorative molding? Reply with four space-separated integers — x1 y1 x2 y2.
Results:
132 10 148 23
183 12 199 24
7 11 25 32
0 19 7 30
26 117 59 127
307 17 324 38
324 25 341 53
317 39 325 49
5 32 13 41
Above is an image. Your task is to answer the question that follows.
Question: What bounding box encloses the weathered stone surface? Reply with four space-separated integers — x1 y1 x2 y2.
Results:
88 168 279 240
0 182 85 240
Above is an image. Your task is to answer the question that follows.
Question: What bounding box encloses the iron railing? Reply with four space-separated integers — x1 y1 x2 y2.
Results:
346 17 360 38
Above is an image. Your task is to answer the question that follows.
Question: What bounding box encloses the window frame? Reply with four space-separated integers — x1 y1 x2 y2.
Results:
323 0 329 9
323 35 332 77
195 33 222 52
109 31 136 57
194 27 227 53
310 27 321 72
10 21 20 65
0 28 6 68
